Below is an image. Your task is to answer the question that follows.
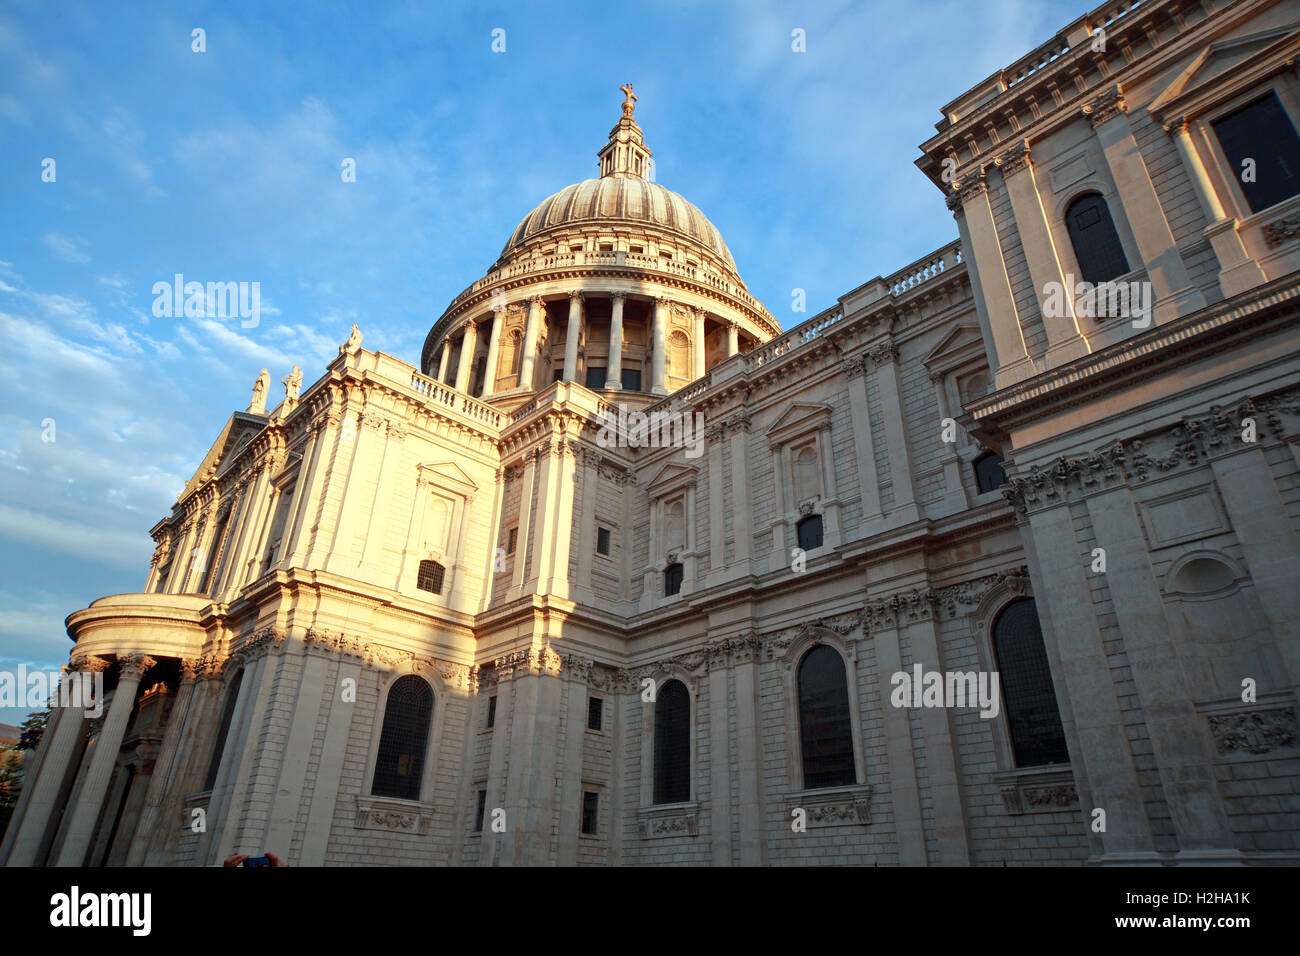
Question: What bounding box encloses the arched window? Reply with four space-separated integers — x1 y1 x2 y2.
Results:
203 668 244 791
1065 192 1129 285
372 675 435 800
798 645 855 789
664 562 684 596
417 559 445 595
993 598 1068 767
973 451 1007 494
653 679 690 803
796 514 823 551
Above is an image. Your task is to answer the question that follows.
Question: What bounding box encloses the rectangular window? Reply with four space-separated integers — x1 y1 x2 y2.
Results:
507 527 517 554
596 526 611 556
1212 91 1300 213
581 791 599 835
585 365 607 389
486 695 497 729
621 368 642 392
554 368 564 382
587 696 603 731
474 790 487 832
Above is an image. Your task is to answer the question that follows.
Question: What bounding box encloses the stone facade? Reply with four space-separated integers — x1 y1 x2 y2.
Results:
3 0 1298 867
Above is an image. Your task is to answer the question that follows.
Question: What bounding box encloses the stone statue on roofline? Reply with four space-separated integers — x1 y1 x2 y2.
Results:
340 324 363 354
248 368 270 414
282 365 303 402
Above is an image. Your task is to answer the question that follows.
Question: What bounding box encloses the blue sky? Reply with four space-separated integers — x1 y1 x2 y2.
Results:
0 0 1085 723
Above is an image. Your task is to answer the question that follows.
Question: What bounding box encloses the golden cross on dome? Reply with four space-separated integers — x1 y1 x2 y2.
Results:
620 83 637 118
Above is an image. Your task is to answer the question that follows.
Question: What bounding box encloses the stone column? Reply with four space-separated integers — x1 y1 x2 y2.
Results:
436 336 452 382
693 309 706 379
952 171 1033 387
545 440 578 596
605 293 625 390
998 142 1090 365
768 442 788 571
870 339 921 522
871 614 928 864
481 309 504 397
949 192 1001 377
931 373 969 513
728 415 753 574
816 424 842 547
843 356 883 522
1022 500 1157 860
360 420 404 572
124 659 198 866
1084 484 1235 858
1166 120 1267 298
706 646 732 864
1 666 99 865
56 654 155 866
454 319 477 393
726 320 739 357
1209 445 1300 711
732 635 765 865
651 297 669 395
518 296 543 391
507 452 537 599
574 450 599 603
706 423 726 587
564 292 583 382
902 606 971 865
1084 87 1206 324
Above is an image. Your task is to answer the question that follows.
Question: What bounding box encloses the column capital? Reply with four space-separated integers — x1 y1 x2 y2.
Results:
945 189 965 215
527 295 545 307
180 658 202 683
868 339 899 367
70 655 111 675
654 295 672 308
955 168 989 203
118 654 157 680
609 291 627 303
1081 85 1127 128
1164 116 1190 136
841 355 868 379
567 290 584 302
999 139 1031 176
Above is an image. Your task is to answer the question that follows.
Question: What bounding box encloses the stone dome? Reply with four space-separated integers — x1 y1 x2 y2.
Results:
497 177 738 274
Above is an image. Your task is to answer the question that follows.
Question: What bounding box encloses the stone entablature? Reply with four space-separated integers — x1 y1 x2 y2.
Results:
1000 387 1300 517
917 0 1223 187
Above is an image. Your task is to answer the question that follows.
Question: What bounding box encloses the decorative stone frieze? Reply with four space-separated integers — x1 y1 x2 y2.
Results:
1002 392 1300 516
998 769 1079 815
636 803 699 840
785 784 874 826
353 794 434 836
1208 707 1298 756
1262 215 1300 249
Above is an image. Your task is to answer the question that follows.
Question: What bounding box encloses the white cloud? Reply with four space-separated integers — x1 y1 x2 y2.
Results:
42 232 90 263
0 504 153 569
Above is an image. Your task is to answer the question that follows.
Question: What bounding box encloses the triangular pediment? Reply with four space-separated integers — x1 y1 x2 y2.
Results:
923 323 984 368
766 402 832 444
1148 22 1300 117
419 460 478 494
646 461 698 495
185 412 266 493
